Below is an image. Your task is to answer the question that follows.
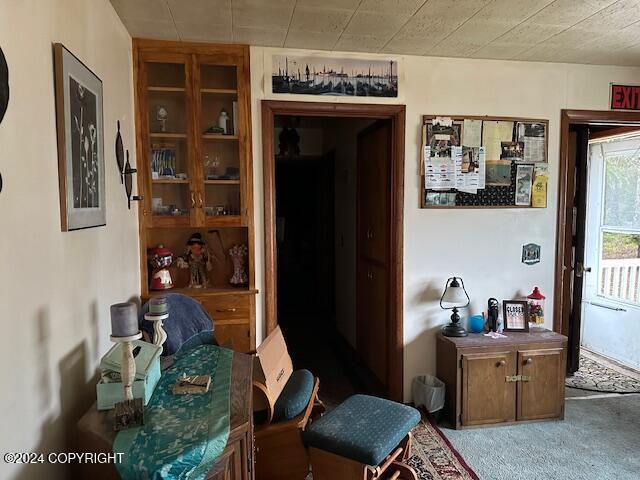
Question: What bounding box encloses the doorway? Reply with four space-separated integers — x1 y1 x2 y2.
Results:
555 110 640 381
262 101 405 402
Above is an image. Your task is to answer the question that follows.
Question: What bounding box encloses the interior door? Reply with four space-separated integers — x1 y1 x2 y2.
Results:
461 352 516 426
581 135 640 369
356 120 391 388
567 126 590 374
517 348 564 421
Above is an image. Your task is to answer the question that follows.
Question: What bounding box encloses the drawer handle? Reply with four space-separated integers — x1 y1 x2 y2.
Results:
497 360 506 367
525 358 533 365
216 308 237 313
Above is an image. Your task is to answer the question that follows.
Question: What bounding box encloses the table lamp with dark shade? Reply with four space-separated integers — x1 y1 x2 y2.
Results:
440 277 470 337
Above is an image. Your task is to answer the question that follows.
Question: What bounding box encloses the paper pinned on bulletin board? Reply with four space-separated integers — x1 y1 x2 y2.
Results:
462 119 482 148
482 121 514 160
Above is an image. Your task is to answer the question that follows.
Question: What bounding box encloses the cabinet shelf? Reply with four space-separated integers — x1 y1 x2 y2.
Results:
152 179 189 184
149 132 187 139
202 134 238 141
201 88 237 95
205 179 240 185
148 86 185 92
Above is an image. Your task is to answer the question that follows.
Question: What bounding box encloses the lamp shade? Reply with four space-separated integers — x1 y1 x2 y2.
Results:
440 277 470 308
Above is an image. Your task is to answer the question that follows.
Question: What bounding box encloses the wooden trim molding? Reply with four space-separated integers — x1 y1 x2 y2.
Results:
261 100 406 401
554 109 640 337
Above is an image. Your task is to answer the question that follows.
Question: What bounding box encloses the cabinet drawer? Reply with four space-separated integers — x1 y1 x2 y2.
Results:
199 295 251 321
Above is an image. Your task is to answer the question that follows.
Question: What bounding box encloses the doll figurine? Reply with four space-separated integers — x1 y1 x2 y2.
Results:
176 233 213 288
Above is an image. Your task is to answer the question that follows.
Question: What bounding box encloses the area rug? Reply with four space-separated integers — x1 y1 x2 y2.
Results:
565 352 640 393
407 415 479 480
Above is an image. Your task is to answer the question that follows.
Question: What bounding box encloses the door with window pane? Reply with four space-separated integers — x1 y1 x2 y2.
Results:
582 135 640 369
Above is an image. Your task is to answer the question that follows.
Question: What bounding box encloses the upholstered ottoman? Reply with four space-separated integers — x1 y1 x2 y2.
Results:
303 394 421 480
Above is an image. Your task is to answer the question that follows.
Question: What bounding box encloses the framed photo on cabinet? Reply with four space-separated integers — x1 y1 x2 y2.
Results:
503 300 530 332
53 43 105 231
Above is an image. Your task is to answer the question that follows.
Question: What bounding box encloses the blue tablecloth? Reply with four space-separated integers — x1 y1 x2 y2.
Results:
114 344 233 479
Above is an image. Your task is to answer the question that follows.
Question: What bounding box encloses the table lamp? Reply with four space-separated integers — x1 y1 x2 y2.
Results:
110 302 144 430
440 277 469 337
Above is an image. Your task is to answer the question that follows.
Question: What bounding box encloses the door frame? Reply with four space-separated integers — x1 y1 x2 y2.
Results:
261 100 406 401
554 109 640 343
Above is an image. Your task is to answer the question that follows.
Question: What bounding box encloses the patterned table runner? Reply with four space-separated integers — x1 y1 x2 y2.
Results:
114 344 234 479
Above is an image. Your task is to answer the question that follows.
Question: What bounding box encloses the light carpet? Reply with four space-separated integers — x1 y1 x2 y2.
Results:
442 395 640 480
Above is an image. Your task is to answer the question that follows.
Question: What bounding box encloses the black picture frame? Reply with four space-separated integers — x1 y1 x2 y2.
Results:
503 300 530 332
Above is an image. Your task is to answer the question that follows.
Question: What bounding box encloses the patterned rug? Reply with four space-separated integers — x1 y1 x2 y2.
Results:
407 415 479 480
565 353 640 393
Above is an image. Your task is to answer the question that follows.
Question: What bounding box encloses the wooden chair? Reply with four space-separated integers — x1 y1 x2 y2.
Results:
253 371 325 480
303 395 420 480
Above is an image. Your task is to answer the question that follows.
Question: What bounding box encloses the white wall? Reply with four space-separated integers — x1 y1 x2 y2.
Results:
250 46 640 401
0 1 138 478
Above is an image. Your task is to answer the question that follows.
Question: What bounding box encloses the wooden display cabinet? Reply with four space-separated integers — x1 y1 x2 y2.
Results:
134 39 256 352
436 329 567 429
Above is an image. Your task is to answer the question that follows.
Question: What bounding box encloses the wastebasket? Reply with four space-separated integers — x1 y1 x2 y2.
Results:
412 375 445 419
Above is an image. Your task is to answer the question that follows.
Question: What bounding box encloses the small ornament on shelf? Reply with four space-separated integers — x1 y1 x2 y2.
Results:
218 108 229 134
229 244 248 286
148 245 174 290
527 287 545 325
156 105 168 132
176 233 214 288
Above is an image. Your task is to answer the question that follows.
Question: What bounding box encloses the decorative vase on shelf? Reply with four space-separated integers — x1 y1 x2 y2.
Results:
229 244 248 286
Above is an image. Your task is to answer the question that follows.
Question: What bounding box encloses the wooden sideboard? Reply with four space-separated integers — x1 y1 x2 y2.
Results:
436 329 567 429
77 351 254 479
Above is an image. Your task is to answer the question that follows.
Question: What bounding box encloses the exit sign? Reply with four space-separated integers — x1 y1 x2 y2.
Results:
610 84 640 111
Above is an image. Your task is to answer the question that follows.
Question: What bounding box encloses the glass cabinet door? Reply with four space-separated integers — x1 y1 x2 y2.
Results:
143 58 194 226
197 61 242 225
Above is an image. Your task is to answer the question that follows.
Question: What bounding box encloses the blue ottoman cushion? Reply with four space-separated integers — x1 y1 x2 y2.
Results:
303 394 420 466
273 369 315 422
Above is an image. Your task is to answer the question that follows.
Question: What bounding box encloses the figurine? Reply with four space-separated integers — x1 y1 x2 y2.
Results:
177 233 213 288
218 109 229 134
148 244 174 290
229 244 248 286
156 105 168 132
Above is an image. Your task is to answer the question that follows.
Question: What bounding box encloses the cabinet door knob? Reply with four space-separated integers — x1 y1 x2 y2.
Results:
498 359 506 367
366 229 373 239
525 358 533 364
367 271 374 280
197 192 204 208
190 191 196 208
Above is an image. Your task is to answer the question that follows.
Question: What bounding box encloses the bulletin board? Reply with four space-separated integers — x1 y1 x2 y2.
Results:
420 115 549 209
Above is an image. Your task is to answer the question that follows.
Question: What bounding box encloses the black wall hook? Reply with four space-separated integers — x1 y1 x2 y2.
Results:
115 120 125 184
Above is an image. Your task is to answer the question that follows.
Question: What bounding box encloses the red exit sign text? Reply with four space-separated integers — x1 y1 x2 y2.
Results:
610 84 640 111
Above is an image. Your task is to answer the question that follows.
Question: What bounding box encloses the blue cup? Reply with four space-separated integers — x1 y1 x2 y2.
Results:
468 314 485 333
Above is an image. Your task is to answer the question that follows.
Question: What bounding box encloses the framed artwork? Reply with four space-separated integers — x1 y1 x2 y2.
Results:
53 43 105 231
271 54 398 97
503 300 530 332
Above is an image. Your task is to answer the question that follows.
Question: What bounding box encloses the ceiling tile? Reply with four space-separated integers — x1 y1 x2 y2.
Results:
121 18 179 40
359 0 426 14
296 0 361 8
382 0 492 54
334 34 388 52
289 6 353 34
232 3 293 29
233 0 295 6
345 11 411 37
284 29 339 50
110 0 172 22
167 0 231 25
428 0 556 57
176 21 233 42
233 26 287 46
